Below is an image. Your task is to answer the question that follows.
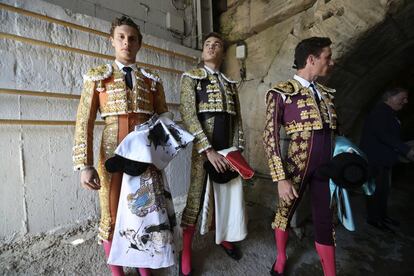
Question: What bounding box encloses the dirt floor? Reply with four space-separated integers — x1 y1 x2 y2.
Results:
1 163 413 276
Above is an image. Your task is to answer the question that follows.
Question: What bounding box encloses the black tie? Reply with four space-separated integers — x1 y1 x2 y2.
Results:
309 83 321 106
123 67 133 90
213 73 225 92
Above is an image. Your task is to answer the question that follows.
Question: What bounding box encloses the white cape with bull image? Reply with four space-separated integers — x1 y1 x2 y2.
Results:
108 114 194 268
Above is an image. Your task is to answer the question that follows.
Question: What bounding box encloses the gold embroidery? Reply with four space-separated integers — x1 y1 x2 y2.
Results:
293 175 301 184
300 110 309 120
300 130 311 140
299 141 308 151
298 152 307 161
290 142 299 154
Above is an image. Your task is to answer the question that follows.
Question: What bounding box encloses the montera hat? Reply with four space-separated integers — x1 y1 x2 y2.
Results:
319 152 368 189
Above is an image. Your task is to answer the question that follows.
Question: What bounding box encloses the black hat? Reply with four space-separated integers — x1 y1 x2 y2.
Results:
105 154 150 176
318 152 368 189
203 161 239 184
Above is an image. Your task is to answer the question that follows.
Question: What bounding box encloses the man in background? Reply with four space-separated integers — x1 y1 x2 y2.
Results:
360 87 414 232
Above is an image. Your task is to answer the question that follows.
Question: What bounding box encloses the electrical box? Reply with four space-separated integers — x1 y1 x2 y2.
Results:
166 12 184 34
236 43 246 59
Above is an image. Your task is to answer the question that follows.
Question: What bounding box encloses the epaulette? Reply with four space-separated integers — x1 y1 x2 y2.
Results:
316 82 336 94
221 73 238 84
269 79 301 96
141 68 161 82
83 64 113 82
182 68 208 80
265 79 301 103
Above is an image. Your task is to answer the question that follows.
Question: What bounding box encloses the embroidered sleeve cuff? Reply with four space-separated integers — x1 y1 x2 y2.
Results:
191 129 212 153
268 156 286 182
195 136 212 153
72 144 91 171
73 164 92 171
270 170 286 182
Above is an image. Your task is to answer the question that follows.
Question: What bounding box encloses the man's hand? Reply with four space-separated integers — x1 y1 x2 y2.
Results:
277 179 299 203
80 167 101 190
205 149 229 173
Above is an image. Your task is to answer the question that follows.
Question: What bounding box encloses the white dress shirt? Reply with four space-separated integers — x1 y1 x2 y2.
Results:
293 74 322 100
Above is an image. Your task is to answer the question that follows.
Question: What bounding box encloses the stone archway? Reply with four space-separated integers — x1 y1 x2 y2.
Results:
330 3 414 141
219 0 414 174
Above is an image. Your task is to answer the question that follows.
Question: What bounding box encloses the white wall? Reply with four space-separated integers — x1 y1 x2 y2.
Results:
41 0 192 45
0 0 200 241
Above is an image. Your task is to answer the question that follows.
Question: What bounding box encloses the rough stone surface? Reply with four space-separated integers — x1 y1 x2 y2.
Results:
220 0 317 42
40 0 192 45
223 0 414 175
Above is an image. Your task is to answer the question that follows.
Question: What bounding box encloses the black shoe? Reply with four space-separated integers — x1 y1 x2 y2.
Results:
269 260 284 276
220 244 242 261
367 220 395 233
382 216 400 227
179 252 192 276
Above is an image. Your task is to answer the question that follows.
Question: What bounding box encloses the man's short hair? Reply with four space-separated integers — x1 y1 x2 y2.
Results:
294 37 332 69
382 87 408 101
203 32 227 51
110 16 142 44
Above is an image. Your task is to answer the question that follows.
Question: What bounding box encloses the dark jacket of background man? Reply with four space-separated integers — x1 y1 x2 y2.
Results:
360 102 410 168
360 88 412 229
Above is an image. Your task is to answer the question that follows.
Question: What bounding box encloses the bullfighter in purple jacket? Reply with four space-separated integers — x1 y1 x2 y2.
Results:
263 37 337 276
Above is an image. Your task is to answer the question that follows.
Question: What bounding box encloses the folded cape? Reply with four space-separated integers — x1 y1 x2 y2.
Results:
105 114 194 175
203 147 254 184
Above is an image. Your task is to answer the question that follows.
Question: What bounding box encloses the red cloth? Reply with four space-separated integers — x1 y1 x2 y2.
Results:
220 149 254 179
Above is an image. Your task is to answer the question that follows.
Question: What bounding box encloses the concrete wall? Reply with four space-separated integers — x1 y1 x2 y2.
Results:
0 0 200 241
41 0 191 46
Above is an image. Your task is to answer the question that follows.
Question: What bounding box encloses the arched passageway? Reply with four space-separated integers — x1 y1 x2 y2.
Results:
330 2 414 141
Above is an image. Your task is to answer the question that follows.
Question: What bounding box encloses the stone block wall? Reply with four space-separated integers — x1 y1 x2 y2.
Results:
0 0 200 240
42 0 190 45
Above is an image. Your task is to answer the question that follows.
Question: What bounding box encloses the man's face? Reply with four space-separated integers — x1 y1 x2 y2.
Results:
111 25 141 64
312 46 334 77
387 91 408 111
201 36 224 65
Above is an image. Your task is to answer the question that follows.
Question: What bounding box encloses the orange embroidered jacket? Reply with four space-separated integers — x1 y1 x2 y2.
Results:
73 63 167 170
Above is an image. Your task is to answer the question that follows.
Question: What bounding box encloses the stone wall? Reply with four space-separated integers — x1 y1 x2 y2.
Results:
0 0 200 240
42 0 192 46
220 0 414 176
